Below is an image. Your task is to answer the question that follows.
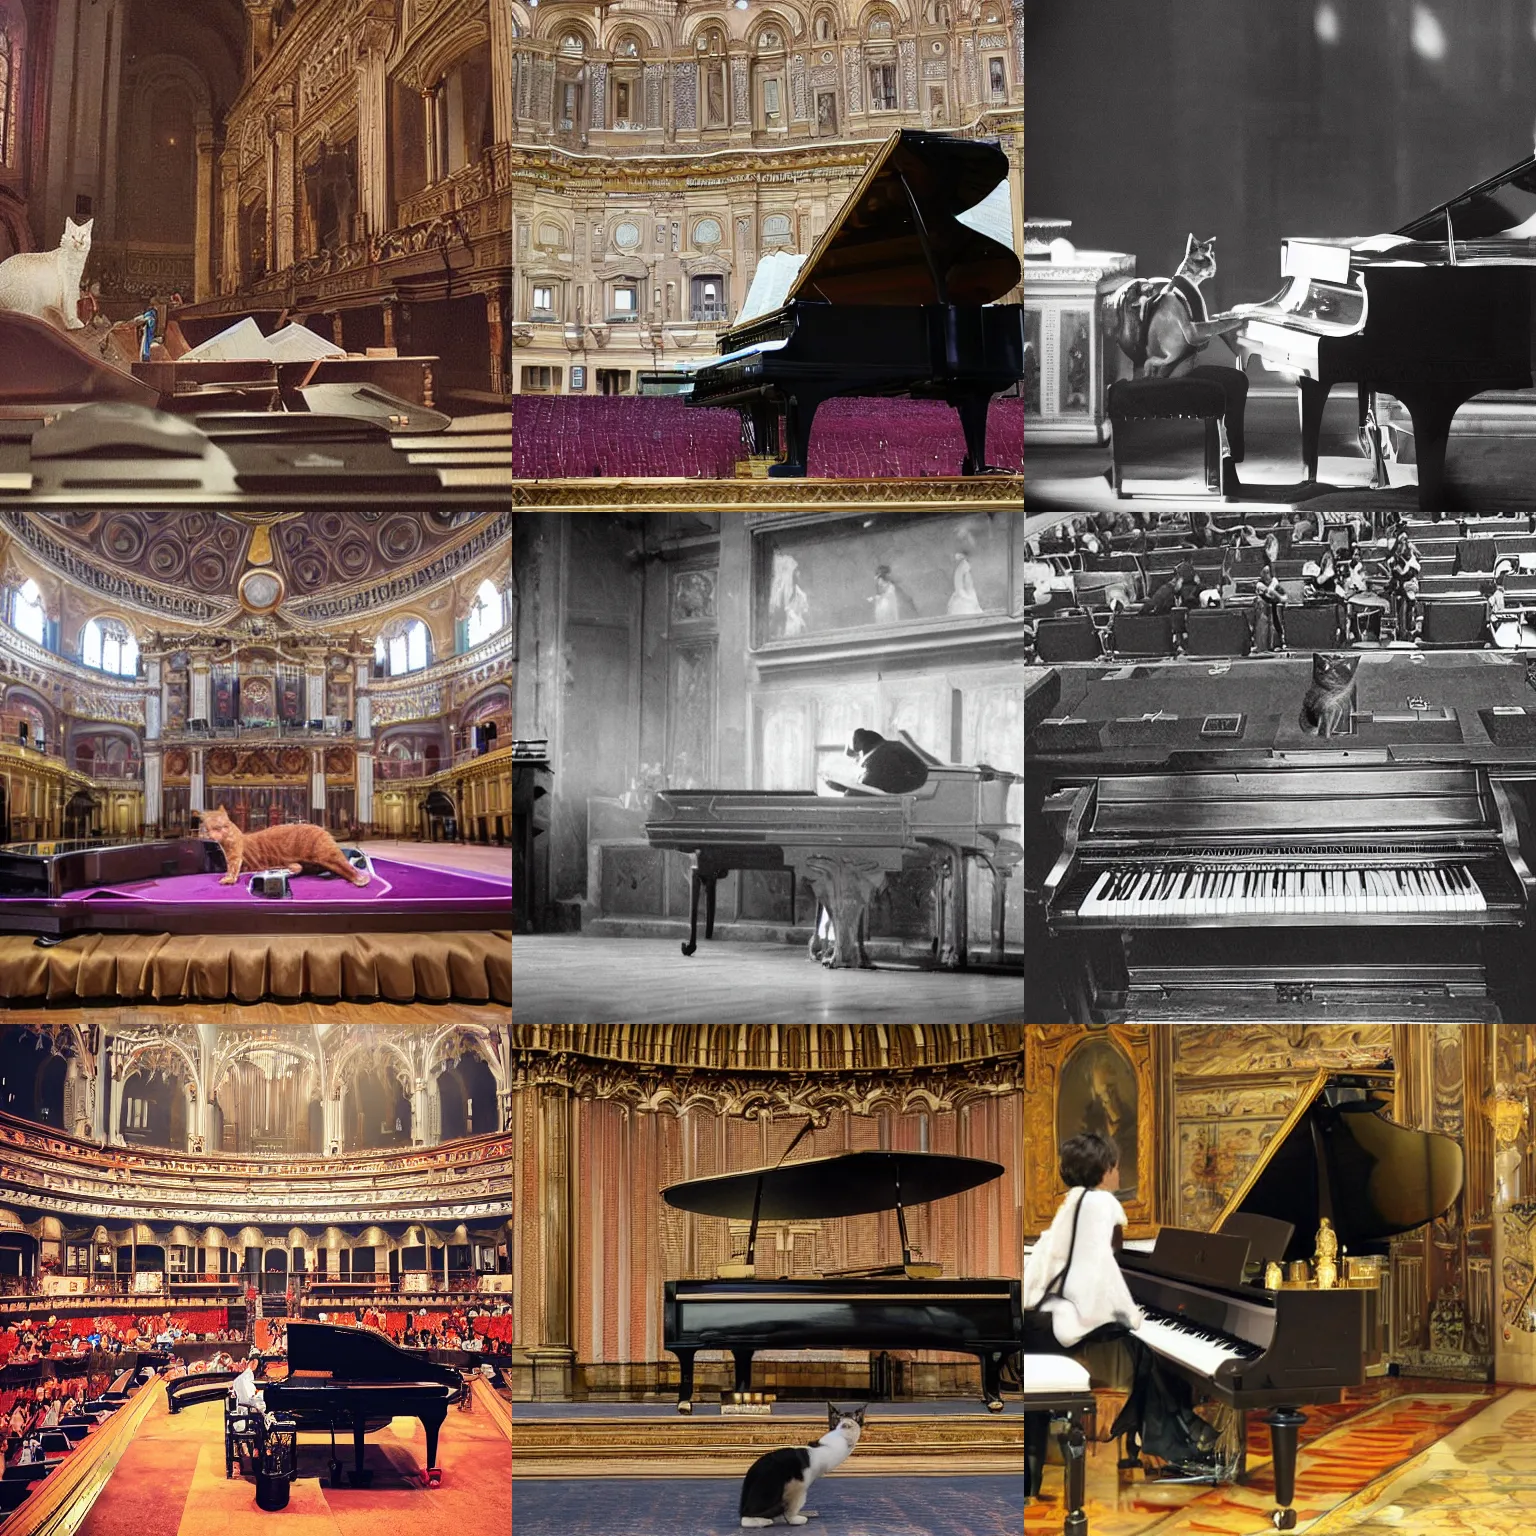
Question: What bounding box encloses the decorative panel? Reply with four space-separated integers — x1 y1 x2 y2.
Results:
790 53 807 119
590 62 606 129
758 697 807 790
666 640 716 790
732 58 750 124
844 45 862 113
645 62 664 128
674 61 698 130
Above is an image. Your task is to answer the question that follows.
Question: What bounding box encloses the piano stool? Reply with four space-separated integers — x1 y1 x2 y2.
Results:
1023 1354 1093 1536
1108 367 1248 502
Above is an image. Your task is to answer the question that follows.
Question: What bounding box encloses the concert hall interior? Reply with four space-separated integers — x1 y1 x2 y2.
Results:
508 1024 1023 1536
0 1021 513 1536
1024 1022 1536 1536
1024 3 1536 1028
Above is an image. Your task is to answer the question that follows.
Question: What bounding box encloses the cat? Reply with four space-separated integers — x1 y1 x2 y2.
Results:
739 1403 865 1528
1298 652 1360 738
0 218 93 331
197 806 369 888
1108 235 1246 378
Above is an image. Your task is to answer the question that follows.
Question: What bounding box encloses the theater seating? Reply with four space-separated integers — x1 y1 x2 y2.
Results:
1420 599 1489 648
1110 612 1178 658
509 395 1024 478
1183 607 1252 657
1033 614 1103 663
1282 605 1343 649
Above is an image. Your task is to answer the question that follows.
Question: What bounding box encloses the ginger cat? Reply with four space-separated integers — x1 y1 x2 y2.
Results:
198 806 368 887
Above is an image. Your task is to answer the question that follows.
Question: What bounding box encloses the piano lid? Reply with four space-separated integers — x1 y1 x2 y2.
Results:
787 129 1021 307
1212 1070 1464 1262
662 1150 1003 1221
282 1319 462 1387
1396 151 1536 241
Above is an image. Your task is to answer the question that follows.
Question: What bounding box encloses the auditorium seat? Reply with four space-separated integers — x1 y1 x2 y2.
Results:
1110 611 1178 658
1283 605 1343 648
1183 607 1252 657
1419 599 1489 648
1033 614 1103 663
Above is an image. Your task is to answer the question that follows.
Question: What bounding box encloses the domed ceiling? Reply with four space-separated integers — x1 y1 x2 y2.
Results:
0 505 509 628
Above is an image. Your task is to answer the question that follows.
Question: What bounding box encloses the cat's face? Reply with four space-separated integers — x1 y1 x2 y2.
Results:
1311 652 1360 686
1180 234 1218 282
62 218 93 250
825 1403 866 1444
199 807 235 842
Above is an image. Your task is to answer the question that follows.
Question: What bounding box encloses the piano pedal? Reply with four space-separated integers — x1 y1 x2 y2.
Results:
419 1467 442 1488
328 1460 343 1488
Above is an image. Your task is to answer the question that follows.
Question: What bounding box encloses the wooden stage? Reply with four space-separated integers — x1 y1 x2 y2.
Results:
509 935 1024 1024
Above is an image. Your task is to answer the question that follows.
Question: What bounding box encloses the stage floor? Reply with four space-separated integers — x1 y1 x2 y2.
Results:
509 935 1024 1024
78 1386 510 1536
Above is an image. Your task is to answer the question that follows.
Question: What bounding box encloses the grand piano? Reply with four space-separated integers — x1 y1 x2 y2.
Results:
645 731 1021 968
687 129 1024 477
262 1320 467 1489
1109 1069 1463 1531
662 1146 1023 1413
1235 150 1536 510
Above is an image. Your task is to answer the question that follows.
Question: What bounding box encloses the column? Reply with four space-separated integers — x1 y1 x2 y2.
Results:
354 29 392 241
323 1093 343 1155
190 658 210 723
311 749 326 824
422 91 440 185
145 657 162 741
219 148 240 294
354 660 371 739
143 748 162 833
529 1085 574 1398
190 748 205 815
272 98 297 272
486 289 505 395
107 1041 124 1145
381 302 395 350
194 120 220 303
411 1078 428 1147
490 0 517 144
305 663 325 723
245 0 275 73
94 1034 110 1144
356 748 373 833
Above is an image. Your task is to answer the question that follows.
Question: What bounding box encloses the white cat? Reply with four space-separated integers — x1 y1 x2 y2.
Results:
0 218 93 330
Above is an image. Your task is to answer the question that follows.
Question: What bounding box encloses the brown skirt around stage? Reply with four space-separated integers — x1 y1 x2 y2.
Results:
0 930 511 1006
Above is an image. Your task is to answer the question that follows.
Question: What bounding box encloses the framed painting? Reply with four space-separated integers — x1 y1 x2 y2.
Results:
1025 1024 1162 1239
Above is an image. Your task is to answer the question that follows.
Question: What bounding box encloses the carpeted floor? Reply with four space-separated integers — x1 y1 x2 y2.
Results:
511 1473 1024 1535
78 1390 510 1536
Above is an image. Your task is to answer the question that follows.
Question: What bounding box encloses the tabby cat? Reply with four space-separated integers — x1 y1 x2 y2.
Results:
1298 653 1359 738
198 806 369 887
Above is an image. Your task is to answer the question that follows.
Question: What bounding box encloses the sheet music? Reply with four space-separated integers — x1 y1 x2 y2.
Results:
955 178 1018 254
737 251 808 324
180 317 345 363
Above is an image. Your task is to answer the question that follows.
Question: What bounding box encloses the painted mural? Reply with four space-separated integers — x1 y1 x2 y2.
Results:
754 512 1012 644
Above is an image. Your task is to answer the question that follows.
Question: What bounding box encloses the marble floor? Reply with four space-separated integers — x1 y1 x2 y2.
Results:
1028 1381 1503 1536
354 838 512 878
509 935 1025 1024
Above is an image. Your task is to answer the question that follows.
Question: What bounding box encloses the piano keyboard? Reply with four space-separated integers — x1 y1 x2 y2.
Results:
1133 1308 1264 1379
1078 863 1486 917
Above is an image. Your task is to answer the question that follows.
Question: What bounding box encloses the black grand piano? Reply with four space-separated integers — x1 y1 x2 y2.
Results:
645 731 1021 969
262 1320 468 1489
1109 1069 1462 1531
687 129 1024 476
1236 150 1536 510
662 1147 1023 1413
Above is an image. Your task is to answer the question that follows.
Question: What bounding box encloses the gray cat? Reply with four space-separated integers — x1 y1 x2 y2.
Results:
0 218 93 330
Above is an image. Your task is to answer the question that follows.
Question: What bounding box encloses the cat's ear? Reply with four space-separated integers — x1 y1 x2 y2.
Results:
1184 232 1196 261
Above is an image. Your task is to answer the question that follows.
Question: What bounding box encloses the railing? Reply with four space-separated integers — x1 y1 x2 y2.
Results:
374 758 432 781
690 304 729 323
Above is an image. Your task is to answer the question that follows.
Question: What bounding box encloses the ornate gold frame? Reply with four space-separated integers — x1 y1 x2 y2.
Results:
1208 1068 1331 1233
1025 1024 1159 1239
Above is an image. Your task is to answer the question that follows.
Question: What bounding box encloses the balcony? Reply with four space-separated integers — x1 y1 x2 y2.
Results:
690 303 729 323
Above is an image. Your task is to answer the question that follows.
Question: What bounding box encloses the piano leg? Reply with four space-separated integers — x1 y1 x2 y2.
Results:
1297 377 1332 481
682 870 702 957
1264 1407 1306 1530
955 392 997 476
674 1349 696 1413
732 1349 755 1398
979 1351 1005 1412
420 1405 446 1485
1060 1419 1088 1536
349 1415 373 1487
768 391 824 478
1393 382 1481 517
704 876 718 941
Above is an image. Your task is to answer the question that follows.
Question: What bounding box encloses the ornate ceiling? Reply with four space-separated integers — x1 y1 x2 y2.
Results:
3 506 509 630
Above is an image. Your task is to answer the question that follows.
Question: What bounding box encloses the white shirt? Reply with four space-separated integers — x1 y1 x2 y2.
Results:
231 1367 266 1413
1022 1186 1145 1346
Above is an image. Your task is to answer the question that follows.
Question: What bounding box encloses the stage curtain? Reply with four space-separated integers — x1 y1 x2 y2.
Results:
0 932 511 1005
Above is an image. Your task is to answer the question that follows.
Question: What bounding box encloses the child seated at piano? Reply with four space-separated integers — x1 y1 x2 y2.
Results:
1024 1133 1223 1501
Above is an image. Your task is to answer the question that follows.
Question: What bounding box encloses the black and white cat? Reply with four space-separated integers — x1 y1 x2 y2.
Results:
739 1403 866 1527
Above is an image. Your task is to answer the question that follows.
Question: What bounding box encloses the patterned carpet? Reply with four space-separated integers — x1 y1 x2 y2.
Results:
511 1474 1024 1535
1028 1380 1502 1536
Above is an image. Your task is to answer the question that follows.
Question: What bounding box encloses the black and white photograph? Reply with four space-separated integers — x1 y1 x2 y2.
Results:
1026 0 1536 1028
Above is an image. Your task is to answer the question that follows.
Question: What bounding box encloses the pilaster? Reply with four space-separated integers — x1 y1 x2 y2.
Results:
194 121 220 303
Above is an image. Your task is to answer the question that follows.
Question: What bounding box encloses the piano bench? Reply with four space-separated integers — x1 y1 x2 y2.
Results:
1024 1355 1093 1536
1109 374 1241 502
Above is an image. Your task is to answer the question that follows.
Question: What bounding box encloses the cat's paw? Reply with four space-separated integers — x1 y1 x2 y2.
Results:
740 1521 774 1530
801 1513 818 1519
218 875 238 886
786 1519 809 1528
287 864 303 875
352 872 371 887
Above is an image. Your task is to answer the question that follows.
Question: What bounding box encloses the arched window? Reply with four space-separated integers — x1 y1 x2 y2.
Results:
466 579 505 647
377 618 431 676
11 578 43 644
82 617 139 677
